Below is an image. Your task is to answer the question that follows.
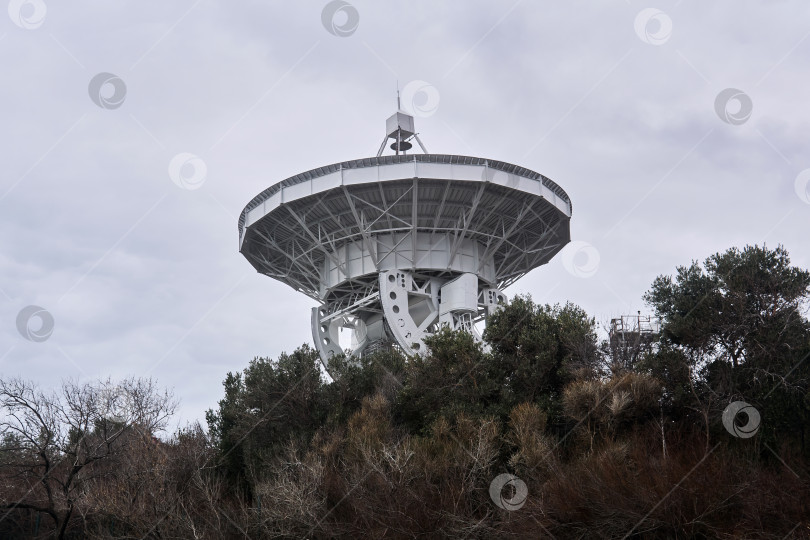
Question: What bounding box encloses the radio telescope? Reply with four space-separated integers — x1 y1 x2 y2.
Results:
238 106 572 368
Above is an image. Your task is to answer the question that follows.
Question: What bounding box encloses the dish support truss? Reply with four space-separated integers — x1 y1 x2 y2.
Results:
311 269 507 362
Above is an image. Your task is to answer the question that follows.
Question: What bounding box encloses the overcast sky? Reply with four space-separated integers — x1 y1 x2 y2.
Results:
2 1 809 430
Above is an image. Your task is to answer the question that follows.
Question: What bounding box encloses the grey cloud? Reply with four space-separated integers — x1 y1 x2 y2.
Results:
2 1 809 428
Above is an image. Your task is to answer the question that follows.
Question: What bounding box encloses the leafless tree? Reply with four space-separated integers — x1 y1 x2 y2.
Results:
0 376 177 539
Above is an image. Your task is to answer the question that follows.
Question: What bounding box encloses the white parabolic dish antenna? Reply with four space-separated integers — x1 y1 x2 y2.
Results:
238 107 572 369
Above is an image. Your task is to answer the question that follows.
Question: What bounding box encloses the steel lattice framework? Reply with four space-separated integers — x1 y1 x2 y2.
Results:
239 113 572 367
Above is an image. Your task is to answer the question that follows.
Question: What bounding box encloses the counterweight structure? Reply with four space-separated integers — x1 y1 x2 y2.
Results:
238 109 572 367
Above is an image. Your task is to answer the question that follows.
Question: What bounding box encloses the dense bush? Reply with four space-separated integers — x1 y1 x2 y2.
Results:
2 244 808 538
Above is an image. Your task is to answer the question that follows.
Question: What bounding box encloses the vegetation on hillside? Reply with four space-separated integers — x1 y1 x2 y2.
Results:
2 244 809 538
